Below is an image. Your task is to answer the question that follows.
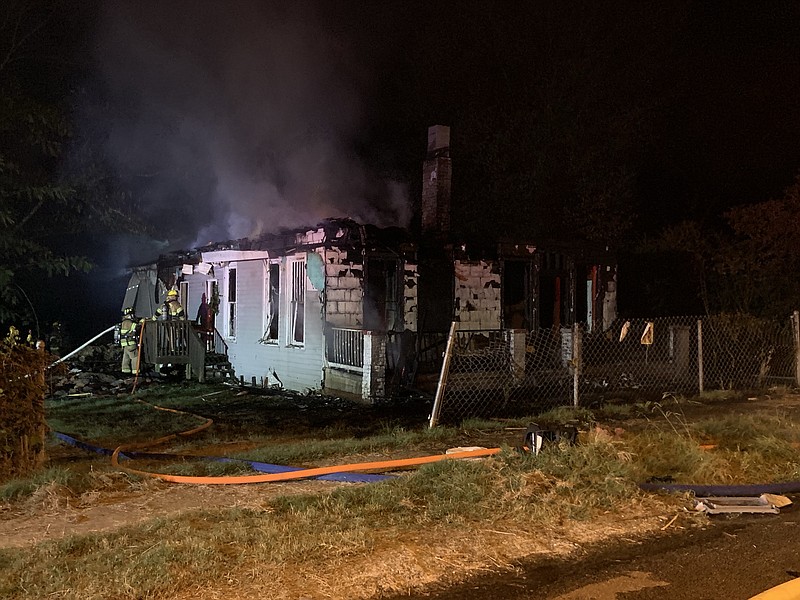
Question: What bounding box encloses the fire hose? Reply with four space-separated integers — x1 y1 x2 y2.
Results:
110 444 502 485
53 430 393 484
49 325 116 369
749 578 800 600
44 327 504 483
55 396 501 485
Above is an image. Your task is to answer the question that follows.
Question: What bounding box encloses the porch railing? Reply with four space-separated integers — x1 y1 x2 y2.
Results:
141 320 208 382
212 328 228 355
326 327 364 370
190 324 227 355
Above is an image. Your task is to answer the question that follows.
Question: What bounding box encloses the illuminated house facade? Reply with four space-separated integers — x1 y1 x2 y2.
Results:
123 126 617 401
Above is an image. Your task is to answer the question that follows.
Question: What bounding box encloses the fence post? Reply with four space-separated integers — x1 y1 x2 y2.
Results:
429 322 458 428
697 319 704 394
362 331 387 402
572 322 582 407
793 311 800 387
507 329 526 382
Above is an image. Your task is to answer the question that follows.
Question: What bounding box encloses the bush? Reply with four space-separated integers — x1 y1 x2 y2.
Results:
0 342 50 480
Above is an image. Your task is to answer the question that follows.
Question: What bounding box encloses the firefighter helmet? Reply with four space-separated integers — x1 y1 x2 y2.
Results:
122 306 134 316
167 289 178 298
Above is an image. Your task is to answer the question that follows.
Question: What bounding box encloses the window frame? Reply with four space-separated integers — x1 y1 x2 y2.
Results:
262 260 281 344
226 264 237 340
287 256 306 347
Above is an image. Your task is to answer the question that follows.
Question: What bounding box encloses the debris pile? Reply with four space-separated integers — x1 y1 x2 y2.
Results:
694 493 793 515
48 369 131 397
67 343 122 374
47 343 155 398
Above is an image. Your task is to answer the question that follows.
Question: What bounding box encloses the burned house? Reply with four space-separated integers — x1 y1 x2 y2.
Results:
418 125 617 336
122 125 617 402
124 219 418 399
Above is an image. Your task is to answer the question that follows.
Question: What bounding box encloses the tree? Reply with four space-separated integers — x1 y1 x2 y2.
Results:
0 1 137 324
657 174 800 317
0 92 93 322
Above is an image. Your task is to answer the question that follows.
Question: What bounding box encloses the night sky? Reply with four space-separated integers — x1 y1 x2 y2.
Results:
10 0 800 343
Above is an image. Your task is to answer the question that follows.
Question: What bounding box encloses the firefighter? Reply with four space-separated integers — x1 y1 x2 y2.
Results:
153 289 186 367
120 307 140 375
154 289 185 321
48 321 64 357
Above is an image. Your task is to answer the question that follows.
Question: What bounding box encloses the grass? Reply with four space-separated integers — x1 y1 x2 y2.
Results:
230 425 459 466
46 394 208 446
2 384 799 598
0 466 148 505
0 442 654 600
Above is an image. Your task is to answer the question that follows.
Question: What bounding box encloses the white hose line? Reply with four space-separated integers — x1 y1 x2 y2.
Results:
49 325 116 369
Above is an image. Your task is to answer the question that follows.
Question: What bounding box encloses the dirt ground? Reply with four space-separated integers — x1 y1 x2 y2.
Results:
0 453 682 599
2 390 799 599
392 499 800 600
0 477 343 549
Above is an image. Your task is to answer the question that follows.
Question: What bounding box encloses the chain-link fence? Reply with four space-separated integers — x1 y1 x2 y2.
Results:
701 314 797 391
581 316 700 405
429 313 800 426
429 325 572 426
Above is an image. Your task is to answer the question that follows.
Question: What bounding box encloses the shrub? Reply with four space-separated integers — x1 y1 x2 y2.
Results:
0 342 50 480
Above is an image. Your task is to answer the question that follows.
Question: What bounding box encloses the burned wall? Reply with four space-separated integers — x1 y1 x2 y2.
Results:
453 260 502 329
324 247 365 328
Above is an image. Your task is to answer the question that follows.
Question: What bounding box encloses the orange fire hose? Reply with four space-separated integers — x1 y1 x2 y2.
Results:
749 577 800 600
108 396 501 485
112 445 502 485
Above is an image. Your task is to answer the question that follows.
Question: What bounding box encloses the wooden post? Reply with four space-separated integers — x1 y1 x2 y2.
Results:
429 322 459 428
697 319 704 394
793 311 800 387
572 322 582 407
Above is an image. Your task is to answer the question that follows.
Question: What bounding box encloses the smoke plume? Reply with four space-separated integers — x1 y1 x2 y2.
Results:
89 1 410 252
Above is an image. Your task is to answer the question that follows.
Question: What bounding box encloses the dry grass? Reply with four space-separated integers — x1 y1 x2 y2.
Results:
1 386 799 599
0 480 683 600
0 440 691 600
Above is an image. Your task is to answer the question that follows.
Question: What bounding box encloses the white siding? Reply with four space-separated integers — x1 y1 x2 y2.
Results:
224 258 325 393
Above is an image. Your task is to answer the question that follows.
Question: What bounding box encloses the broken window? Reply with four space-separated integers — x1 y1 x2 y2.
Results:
289 258 305 345
502 260 534 330
364 259 400 332
262 262 280 343
227 266 237 339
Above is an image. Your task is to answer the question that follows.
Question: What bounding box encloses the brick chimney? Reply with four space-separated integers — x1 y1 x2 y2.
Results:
421 125 451 236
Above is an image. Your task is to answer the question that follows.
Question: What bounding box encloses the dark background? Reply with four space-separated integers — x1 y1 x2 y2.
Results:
7 0 800 346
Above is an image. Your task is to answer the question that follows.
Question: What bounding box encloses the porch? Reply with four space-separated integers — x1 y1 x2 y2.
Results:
140 320 231 382
324 327 389 402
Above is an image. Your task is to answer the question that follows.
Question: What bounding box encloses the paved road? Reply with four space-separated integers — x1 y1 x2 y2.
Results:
394 501 800 600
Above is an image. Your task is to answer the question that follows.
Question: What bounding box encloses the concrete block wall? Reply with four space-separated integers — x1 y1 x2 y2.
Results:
324 368 363 398
362 331 387 400
299 228 326 245
453 260 502 329
323 248 364 328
